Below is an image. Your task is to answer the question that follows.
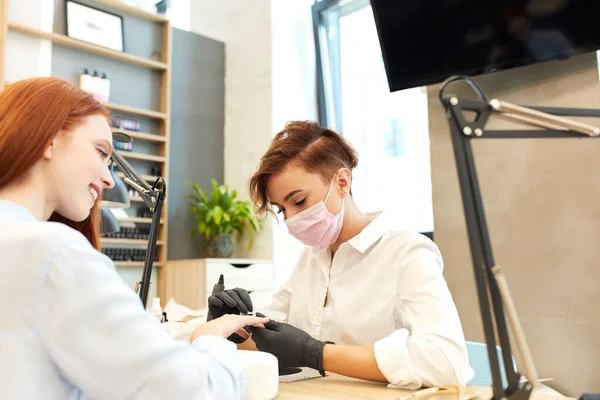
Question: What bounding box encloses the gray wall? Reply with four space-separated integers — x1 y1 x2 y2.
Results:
428 52 600 395
167 28 225 260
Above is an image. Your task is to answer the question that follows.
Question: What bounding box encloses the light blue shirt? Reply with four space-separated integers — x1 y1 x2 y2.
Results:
0 200 246 399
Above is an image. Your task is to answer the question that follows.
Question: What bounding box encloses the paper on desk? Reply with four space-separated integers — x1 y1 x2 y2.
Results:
162 298 208 342
163 298 207 323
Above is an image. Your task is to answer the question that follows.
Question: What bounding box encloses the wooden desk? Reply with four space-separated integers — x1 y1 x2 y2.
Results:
276 374 569 400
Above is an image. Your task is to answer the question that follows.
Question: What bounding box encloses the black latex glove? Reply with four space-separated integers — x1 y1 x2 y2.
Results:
206 277 253 344
247 315 333 375
207 288 253 321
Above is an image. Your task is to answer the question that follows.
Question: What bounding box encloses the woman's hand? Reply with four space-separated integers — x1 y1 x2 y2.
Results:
190 314 269 343
246 317 330 374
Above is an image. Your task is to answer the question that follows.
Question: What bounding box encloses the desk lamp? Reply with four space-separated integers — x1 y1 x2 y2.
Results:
100 208 120 235
100 132 167 309
438 75 600 400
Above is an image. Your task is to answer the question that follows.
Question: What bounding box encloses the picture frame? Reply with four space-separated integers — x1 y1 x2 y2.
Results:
65 0 124 52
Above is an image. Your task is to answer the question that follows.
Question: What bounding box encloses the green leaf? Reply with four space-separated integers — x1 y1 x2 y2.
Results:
186 178 263 248
213 206 223 225
189 182 208 204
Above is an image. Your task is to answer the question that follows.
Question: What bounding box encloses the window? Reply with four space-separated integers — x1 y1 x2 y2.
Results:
313 0 433 233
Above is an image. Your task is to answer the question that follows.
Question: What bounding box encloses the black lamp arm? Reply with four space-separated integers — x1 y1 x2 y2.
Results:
438 76 600 400
109 133 167 309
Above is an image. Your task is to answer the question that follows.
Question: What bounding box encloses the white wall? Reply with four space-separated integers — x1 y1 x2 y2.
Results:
270 0 317 287
190 0 274 260
4 0 54 82
190 0 317 285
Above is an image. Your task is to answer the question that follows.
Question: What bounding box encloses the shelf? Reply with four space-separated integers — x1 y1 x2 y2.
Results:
114 261 165 268
1 88 167 121
117 151 166 163
8 22 168 71
101 238 165 246
130 196 144 203
116 217 164 224
93 0 169 23
105 102 167 120
112 128 166 143
115 171 165 183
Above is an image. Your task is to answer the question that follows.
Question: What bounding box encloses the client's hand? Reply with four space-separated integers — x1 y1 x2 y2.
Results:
247 316 331 375
190 314 269 343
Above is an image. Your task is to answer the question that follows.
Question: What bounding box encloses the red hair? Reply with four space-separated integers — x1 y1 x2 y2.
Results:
0 78 110 250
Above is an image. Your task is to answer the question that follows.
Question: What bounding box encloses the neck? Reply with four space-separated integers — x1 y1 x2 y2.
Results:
330 196 371 254
0 175 53 221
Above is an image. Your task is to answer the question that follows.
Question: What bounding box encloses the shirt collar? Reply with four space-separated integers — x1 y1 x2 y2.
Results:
307 211 391 256
347 211 390 253
0 199 38 222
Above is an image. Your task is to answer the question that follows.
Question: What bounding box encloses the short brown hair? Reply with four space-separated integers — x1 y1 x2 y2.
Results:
249 120 358 216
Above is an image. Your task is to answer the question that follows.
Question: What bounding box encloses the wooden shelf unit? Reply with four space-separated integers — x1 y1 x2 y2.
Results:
105 102 167 120
112 128 167 143
7 22 168 70
116 217 165 224
0 0 172 298
117 150 167 163
114 261 165 268
101 238 165 246
92 0 169 23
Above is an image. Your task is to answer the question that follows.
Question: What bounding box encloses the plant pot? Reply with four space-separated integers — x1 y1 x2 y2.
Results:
204 234 233 258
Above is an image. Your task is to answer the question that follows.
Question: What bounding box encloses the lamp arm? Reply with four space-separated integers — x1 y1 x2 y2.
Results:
440 76 600 400
110 150 153 193
109 150 165 212
108 135 167 309
138 190 165 309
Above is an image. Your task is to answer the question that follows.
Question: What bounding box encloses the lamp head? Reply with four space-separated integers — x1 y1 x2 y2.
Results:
100 169 130 209
100 208 120 235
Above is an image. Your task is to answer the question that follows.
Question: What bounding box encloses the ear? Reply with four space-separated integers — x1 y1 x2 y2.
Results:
336 168 352 198
43 138 57 160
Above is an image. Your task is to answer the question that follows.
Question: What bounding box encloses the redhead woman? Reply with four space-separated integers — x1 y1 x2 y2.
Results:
0 78 267 399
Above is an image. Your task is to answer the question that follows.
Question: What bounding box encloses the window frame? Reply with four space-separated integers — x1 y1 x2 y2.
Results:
312 0 370 130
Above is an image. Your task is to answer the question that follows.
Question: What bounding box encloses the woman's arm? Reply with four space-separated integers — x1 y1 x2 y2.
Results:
322 345 387 382
249 238 472 389
40 238 248 400
369 239 473 388
247 321 388 381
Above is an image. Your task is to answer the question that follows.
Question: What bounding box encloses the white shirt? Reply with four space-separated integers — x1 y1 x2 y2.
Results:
0 200 245 400
270 212 474 389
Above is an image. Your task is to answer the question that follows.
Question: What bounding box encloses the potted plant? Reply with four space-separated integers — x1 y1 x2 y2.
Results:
187 179 261 258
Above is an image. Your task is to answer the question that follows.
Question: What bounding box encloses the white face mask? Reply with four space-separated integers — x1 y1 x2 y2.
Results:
284 177 345 247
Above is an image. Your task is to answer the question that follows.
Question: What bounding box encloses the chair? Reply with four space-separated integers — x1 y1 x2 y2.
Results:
466 341 516 387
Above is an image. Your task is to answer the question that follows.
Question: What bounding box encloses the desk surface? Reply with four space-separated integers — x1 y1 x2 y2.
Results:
276 374 569 400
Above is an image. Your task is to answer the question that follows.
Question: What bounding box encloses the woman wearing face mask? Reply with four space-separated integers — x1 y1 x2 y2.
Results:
208 120 474 388
0 78 269 400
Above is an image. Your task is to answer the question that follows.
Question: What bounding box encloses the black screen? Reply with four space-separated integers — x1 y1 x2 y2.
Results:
370 0 600 92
